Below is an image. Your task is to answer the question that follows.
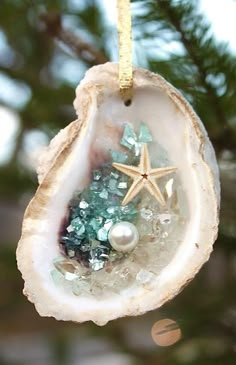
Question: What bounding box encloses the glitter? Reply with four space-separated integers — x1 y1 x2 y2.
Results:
107 206 116 215
152 222 161 237
118 181 128 189
90 239 100 249
100 252 109 259
79 200 89 209
113 189 124 197
51 269 63 286
67 249 76 258
138 123 152 143
121 124 137 149
90 181 101 191
64 272 78 281
71 218 85 237
140 208 153 221
54 119 186 300
97 227 109 241
66 225 74 233
88 245 110 271
134 142 142 156
165 178 174 198
121 205 137 216
60 235 73 244
121 205 129 214
54 259 78 276
104 219 113 230
89 217 102 231
108 179 117 191
97 217 103 224
110 150 128 163
71 217 82 227
79 209 89 218
99 189 109 199
136 269 154 284
118 267 130 278
110 171 119 179
158 213 171 225
89 259 105 271
79 242 91 252
93 170 102 181
76 226 85 237
121 123 152 156
86 226 97 239
58 123 154 274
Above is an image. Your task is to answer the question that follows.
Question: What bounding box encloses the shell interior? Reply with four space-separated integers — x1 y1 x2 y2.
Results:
17 63 220 325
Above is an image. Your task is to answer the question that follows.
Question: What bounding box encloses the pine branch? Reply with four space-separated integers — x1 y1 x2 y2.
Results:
41 12 109 66
133 0 236 152
157 0 229 138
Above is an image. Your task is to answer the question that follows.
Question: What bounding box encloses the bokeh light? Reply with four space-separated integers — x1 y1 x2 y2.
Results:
151 319 182 347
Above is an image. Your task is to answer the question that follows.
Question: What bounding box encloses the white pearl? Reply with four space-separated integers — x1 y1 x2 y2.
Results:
108 221 139 253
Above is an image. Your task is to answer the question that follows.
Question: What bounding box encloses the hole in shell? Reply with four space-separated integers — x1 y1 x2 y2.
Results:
124 99 132 106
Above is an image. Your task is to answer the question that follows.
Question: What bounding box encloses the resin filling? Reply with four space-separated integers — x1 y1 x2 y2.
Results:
52 122 187 297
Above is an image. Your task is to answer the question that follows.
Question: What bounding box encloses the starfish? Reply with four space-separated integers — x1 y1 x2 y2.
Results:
112 144 177 206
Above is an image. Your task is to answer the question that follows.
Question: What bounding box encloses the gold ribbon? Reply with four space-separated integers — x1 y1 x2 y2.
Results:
117 0 133 104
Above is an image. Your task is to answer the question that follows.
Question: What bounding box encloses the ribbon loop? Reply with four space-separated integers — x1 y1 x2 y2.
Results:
117 0 133 104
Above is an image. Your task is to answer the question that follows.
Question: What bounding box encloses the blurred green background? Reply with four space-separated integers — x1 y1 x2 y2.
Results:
0 0 236 364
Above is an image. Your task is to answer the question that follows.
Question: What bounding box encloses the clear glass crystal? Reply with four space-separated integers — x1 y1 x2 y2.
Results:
140 208 153 221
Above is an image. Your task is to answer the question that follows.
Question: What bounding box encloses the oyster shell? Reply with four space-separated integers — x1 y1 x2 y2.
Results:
17 62 220 325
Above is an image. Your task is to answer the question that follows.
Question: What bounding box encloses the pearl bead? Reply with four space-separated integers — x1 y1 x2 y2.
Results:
108 222 139 253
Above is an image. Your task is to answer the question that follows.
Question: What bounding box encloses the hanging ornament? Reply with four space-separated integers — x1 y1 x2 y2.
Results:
16 0 220 325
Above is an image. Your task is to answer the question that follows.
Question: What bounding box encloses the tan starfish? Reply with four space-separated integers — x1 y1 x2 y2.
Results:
113 144 177 206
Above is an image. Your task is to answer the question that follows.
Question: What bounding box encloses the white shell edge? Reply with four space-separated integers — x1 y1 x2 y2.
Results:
17 62 220 325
